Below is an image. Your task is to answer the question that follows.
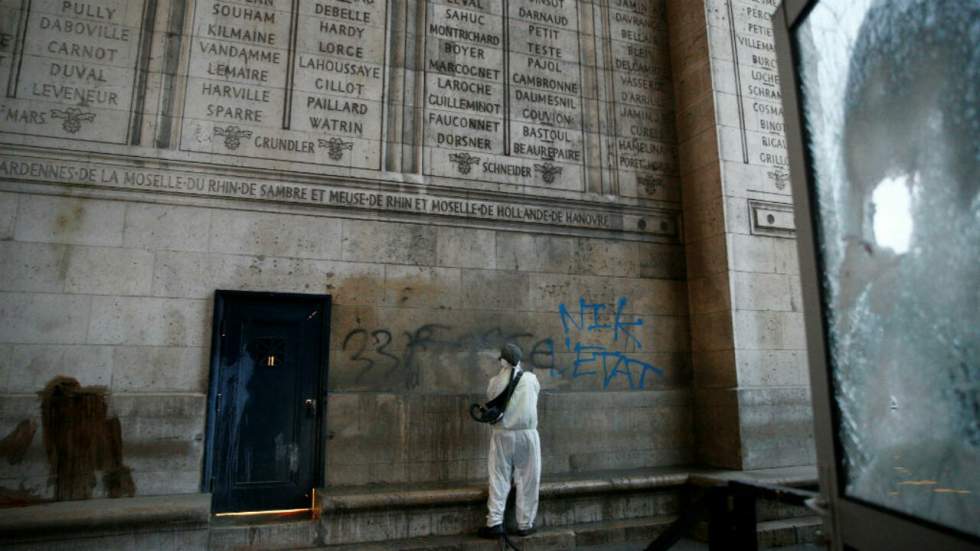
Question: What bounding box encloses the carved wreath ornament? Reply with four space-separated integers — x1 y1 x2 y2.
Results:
449 152 481 175
318 137 354 161
534 162 563 184
768 169 790 191
638 174 663 195
50 108 95 134
214 125 252 150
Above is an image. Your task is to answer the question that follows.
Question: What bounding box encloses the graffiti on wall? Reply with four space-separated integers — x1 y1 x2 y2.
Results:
342 324 550 388
556 297 663 390
339 297 664 390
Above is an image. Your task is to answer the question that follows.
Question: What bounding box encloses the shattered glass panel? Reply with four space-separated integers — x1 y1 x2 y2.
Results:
795 0 979 536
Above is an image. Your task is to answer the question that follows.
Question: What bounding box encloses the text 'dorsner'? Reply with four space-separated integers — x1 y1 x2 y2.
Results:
0 0 147 144
423 0 585 189
179 0 388 169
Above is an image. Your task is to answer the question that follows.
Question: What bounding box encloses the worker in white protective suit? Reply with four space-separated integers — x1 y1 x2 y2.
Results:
478 343 541 539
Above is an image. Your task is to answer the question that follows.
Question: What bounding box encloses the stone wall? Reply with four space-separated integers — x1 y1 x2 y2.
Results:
0 0 702 504
0 193 693 499
666 0 814 470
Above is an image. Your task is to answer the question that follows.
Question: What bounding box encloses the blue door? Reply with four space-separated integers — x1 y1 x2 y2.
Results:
205 291 329 513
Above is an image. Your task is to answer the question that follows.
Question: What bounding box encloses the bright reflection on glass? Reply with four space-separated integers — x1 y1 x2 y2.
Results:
871 175 914 254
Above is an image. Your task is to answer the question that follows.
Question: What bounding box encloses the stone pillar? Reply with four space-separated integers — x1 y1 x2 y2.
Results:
667 0 814 470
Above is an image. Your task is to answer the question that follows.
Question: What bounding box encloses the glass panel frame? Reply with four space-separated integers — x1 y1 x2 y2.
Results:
772 1 980 549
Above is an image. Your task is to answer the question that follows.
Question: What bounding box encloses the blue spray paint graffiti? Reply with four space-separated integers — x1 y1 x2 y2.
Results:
550 297 664 390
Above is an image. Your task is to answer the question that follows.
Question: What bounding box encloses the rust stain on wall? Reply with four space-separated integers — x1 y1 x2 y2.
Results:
39 377 135 501
0 419 36 465
0 484 45 508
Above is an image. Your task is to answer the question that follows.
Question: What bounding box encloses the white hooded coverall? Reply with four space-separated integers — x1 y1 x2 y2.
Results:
486 362 541 529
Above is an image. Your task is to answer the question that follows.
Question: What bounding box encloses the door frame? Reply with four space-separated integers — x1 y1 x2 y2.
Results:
201 290 331 511
773 2 979 549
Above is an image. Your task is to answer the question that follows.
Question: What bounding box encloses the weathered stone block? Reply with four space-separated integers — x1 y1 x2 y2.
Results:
573 238 640 278
627 279 689 316
65 247 154 296
731 233 775 273
343 220 435 266
738 387 816 469
319 261 386 306
150 251 214 299
725 195 752 234
495 233 577 274
687 271 732 316
385 265 461 309
684 233 728 279
772 238 801 275
324 462 371 487
0 242 68 293
637 243 687 280
15 195 124 247
461 270 529 311
3 344 112 393
87 297 209 347
111 346 207 393
436 227 496 270
210 210 342 260
326 393 401 466
3 534 137 551
677 126 720 176
0 192 18 240
789 275 803 312
123 204 211 253
733 271 793 312
128 469 202 497
691 349 737 389
528 273 620 312
694 388 742 469
684 193 726 243
323 509 408 545
0 293 90 345
110 393 205 419
212 254 330 296
690 311 734 353
732 311 806 351
736 349 808 387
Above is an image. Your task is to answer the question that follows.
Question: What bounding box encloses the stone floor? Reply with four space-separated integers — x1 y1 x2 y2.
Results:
578 540 826 551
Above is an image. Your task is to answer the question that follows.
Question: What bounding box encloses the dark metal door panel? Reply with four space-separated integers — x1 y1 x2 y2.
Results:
207 292 329 513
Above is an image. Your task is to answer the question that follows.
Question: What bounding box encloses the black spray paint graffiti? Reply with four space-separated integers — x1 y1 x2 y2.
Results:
340 297 664 390
342 325 555 388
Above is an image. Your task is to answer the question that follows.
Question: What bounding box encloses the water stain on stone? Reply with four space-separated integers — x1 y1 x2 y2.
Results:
39 377 135 501
53 204 85 237
0 419 36 465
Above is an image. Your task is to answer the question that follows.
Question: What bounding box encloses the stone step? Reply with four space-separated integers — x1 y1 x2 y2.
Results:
208 514 826 551
689 515 825 549
308 516 675 550
757 516 825 549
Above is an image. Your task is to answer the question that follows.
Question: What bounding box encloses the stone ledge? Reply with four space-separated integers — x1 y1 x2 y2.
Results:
687 465 818 488
318 467 691 512
0 493 211 542
308 516 675 550
316 465 811 513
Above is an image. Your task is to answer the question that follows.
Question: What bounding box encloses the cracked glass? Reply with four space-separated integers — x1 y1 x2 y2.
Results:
795 0 979 537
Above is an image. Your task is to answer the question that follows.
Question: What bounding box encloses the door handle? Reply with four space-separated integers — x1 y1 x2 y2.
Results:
304 398 317 416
